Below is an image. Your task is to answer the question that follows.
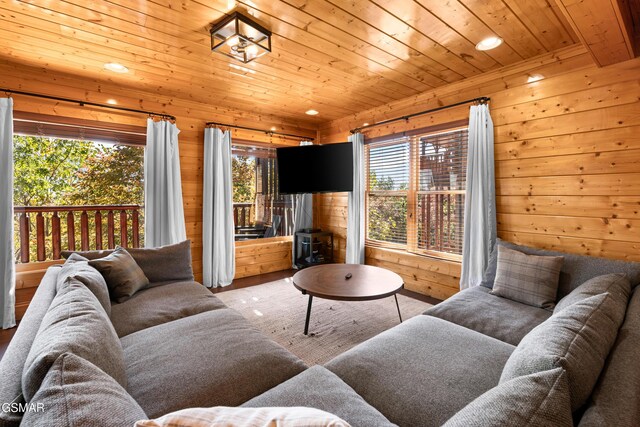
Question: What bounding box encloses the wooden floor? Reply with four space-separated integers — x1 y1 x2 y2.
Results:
0 268 441 360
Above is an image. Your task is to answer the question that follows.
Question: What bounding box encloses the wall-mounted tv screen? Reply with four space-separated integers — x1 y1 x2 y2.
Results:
277 142 353 194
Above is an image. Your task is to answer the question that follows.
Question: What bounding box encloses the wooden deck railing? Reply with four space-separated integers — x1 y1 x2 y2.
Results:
233 201 295 236
14 205 142 263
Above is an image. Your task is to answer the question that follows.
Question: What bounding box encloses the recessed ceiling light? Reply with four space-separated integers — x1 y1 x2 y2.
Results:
270 126 277 131
305 109 319 116
106 99 118 105
527 74 544 83
475 36 503 51
104 62 129 73
363 122 369 126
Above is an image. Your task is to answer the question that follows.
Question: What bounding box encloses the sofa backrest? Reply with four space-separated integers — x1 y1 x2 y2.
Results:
481 238 640 298
61 239 194 284
0 266 60 427
578 287 640 427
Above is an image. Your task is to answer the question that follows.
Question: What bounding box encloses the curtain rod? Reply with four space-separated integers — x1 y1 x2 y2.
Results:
350 96 490 134
206 121 314 141
1 88 176 121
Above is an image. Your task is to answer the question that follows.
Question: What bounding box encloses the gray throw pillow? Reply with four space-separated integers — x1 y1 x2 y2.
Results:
22 278 127 401
500 292 629 411
490 245 563 310
22 353 146 427
58 253 111 316
480 238 640 298
443 368 572 427
89 246 149 303
555 273 631 313
62 240 194 285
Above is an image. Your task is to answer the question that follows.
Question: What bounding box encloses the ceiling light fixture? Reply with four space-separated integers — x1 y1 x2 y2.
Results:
270 126 277 131
363 122 369 126
475 36 503 51
305 110 319 116
106 99 118 105
210 11 271 64
104 62 129 73
527 74 544 83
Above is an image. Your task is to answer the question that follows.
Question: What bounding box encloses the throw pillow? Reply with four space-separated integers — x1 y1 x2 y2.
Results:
490 245 564 309
58 252 111 316
22 278 127 401
21 353 147 427
89 246 149 302
128 240 194 284
500 292 629 411
443 368 572 427
554 273 630 313
135 407 351 427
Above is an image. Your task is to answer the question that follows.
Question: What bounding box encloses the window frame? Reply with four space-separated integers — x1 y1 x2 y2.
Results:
231 140 297 242
365 124 469 262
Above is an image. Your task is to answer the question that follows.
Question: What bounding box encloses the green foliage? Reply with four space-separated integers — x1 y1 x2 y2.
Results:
13 136 94 206
232 155 256 203
367 172 407 244
68 145 144 206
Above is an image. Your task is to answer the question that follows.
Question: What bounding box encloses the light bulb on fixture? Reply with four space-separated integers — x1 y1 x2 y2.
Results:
227 35 240 47
245 44 259 57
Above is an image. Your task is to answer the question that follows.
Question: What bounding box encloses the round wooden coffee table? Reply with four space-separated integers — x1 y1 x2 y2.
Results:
293 264 404 335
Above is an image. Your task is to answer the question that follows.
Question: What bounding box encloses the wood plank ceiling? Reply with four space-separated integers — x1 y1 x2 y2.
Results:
0 0 579 125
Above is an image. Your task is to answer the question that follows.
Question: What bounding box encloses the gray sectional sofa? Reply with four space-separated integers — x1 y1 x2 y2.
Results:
1 239 639 426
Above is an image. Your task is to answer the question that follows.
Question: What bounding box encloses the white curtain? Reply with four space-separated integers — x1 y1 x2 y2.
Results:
144 118 187 248
460 104 496 289
346 132 365 264
292 141 314 268
202 128 235 287
1 98 15 329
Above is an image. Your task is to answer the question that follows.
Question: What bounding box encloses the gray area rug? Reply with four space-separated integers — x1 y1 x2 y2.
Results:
216 278 433 365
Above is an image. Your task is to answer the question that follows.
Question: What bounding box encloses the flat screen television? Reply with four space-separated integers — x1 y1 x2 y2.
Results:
277 142 353 194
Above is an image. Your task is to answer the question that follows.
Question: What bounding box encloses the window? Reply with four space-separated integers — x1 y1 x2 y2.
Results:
12 113 146 263
232 144 295 240
366 127 468 260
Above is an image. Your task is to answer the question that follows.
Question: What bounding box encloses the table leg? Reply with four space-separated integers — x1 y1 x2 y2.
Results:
394 294 403 323
304 295 313 335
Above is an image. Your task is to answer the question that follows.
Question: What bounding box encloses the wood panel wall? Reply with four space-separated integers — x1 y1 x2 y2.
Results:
317 44 640 300
0 61 317 320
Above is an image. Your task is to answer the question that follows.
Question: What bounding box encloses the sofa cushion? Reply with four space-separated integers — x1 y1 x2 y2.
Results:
325 315 515 427
136 406 350 427
62 240 194 285
555 273 631 313
110 280 227 337
21 353 147 427
501 292 628 411
243 365 396 427
480 238 640 297
424 286 551 345
89 246 150 303
0 266 60 427
58 253 111 316
579 287 640 427
22 278 127 402
443 368 572 427
121 308 307 418
490 245 563 310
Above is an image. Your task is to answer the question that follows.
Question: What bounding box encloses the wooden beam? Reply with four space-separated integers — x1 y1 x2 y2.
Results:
555 0 636 66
